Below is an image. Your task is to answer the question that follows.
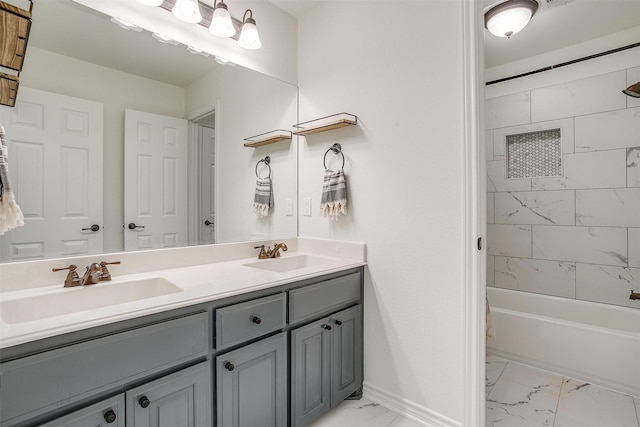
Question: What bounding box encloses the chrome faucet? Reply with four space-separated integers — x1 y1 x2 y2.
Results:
630 290 640 300
266 243 288 258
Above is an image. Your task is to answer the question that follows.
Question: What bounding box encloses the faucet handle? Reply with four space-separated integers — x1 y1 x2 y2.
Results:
52 264 82 287
99 261 121 281
254 245 268 259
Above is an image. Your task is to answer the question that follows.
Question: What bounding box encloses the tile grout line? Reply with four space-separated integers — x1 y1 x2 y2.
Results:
551 376 566 427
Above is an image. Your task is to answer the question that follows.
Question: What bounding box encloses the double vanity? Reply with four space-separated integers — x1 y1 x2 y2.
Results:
0 238 366 427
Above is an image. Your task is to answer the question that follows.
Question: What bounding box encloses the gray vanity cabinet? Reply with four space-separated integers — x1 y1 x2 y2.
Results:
126 362 211 427
291 305 363 427
39 395 125 427
216 332 288 427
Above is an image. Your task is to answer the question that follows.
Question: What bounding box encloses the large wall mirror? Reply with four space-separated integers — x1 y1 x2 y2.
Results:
0 0 298 263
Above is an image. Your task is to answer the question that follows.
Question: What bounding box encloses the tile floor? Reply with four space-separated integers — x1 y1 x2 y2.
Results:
486 355 640 427
311 356 640 427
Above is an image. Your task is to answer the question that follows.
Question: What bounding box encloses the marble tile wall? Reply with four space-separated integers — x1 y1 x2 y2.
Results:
485 65 640 309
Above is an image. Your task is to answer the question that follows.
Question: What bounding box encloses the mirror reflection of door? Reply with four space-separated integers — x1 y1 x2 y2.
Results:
124 109 188 252
0 87 103 262
196 112 216 245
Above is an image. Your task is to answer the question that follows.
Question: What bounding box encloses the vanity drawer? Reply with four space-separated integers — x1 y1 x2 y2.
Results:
289 272 361 325
216 293 286 349
0 312 208 426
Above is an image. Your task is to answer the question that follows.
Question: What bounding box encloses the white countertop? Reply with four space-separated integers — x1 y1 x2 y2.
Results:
0 239 366 349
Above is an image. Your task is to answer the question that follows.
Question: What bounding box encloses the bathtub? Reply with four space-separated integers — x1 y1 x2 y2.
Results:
486 287 640 397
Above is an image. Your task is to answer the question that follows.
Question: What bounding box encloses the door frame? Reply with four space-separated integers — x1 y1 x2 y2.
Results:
463 1 486 426
186 102 221 246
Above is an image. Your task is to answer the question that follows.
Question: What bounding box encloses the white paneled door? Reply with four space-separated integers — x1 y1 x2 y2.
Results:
0 87 104 262
124 109 188 252
199 124 215 245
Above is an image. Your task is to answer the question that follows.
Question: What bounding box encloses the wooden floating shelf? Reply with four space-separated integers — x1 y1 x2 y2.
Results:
244 129 292 148
0 72 19 107
292 113 357 136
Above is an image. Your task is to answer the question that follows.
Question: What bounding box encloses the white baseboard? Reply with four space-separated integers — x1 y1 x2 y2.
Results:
363 382 462 427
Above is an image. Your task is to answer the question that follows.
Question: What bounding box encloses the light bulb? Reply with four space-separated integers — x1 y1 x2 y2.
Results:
238 20 261 50
210 3 235 37
172 0 202 24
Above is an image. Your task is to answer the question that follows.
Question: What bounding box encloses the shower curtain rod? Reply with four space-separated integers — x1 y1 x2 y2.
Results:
486 42 640 86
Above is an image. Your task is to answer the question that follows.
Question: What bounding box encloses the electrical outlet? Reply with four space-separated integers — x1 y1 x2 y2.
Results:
303 198 312 216
286 198 294 216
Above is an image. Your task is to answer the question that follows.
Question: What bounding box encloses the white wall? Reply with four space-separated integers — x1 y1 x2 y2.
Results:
298 2 466 424
186 65 298 243
485 40 640 309
19 47 186 253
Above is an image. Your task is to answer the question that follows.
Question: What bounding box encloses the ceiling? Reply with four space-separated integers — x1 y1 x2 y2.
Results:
483 0 640 68
25 0 640 88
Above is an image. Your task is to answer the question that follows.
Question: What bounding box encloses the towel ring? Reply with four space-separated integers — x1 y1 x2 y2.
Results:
323 143 345 169
256 156 271 178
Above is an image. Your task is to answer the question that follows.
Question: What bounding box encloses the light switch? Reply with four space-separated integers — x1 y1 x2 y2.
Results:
286 198 294 216
303 198 312 216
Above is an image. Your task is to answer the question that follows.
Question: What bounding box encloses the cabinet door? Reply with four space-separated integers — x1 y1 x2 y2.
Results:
291 317 332 427
217 332 287 427
331 305 363 406
126 362 211 427
39 394 125 427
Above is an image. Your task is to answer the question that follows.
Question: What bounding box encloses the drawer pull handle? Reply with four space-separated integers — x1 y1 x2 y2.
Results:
321 324 332 330
250 315 262 325
138 396 151 408
225 362 235 371
104 410 117 423
334 319 343 326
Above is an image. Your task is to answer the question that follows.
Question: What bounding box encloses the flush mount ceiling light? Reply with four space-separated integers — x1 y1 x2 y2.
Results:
209 0 235 37
172 0 202 23
485 0 538 38
135 0 163 6
622 82 640 98
238 9 262 50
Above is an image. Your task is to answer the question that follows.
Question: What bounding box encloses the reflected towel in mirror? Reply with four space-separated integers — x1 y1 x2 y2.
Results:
253 176 273 217
0 123 24 235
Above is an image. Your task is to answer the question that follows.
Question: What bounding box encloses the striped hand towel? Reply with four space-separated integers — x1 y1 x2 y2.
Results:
320 169 347 220
253 177 273 217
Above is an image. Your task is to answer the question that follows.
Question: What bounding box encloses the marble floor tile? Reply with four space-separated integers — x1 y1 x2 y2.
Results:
309 398 399 427
498 361 564 396
486 355 509 395
387 415 424 427
554 379 640 427
486 376 559 427
635 397 640 423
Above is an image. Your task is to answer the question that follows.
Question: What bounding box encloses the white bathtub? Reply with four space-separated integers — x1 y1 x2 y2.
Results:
487 287 640 397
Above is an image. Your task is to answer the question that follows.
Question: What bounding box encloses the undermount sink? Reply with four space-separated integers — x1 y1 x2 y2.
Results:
0 277 182 324
243 254 329 273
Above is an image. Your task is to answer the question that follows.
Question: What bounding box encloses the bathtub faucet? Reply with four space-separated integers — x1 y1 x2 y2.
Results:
630 290 640 300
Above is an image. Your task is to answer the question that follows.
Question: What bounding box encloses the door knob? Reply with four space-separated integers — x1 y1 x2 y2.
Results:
204 220 214 226
104 409 117 423
81 224 100 232
138 396 150 408
128 222 145 230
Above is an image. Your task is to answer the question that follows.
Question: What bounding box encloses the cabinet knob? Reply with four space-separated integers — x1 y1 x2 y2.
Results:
138 396 150 408
250 315 262 325
334 319 343 326
225 362 235 371
104 410 117 423
321 324 332 330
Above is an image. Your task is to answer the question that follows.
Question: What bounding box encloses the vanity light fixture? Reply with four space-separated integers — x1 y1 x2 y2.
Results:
485 0 538 38
622 82 640 98
187 46 211 57
151 32 179 45
172 0 202 24
110 17 143 32
135 0 163 6
209 0 235 37
237 9 262 50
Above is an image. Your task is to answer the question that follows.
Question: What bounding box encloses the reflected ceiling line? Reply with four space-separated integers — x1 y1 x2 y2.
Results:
486 41 640 85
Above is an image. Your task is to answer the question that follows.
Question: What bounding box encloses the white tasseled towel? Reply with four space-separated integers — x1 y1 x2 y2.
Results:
486 297 494 340
253 176 273 217
320 169 347 220
0 123 25 235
